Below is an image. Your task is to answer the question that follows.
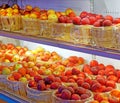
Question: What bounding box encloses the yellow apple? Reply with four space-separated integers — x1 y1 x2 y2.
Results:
29 13 37 19
48 13 58 22
47 9 55 15
65 8 74 16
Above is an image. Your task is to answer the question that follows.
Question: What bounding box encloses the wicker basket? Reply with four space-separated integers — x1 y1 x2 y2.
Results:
70 25 93 45
114 24 120 50
6 77 27 98
1 15 22 31
26 85 53 103
91 26 116 49
22 17 41 36
52 23 73 42
40 20 56 38
52 90 93 103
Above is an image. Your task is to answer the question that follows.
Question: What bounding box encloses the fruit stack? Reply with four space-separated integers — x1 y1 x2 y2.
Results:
91 15 120 49
27 75 62 103
22 5 42 36
0 4 22 31
52 85 93 103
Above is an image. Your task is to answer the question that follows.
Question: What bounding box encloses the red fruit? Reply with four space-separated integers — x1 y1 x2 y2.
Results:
98 63 105 70
34 75 42 82
78 72 86 78
58 15 67 23
108 96 119 103
79 11 88 18
98 70 105 75
66 17 73 23
105 65 115 70
60 76 68 82
6 43 15 50
107 75 118 82
91 80 99 86
106 80 116 88
65 70 72 76
37 80 46 91
50 82 60 89
37 69 44 75
58 85 66 93
81 17 90 25
81 82 90 89
28 80 37 87
113 18 120 24
104 15 113 21
97 77 106 85
71 94 81 100
89 16 97 25
56 93 61 98
68 56 79 63
91 82 102 92
75 87 86 95
96 14 103 20
94 93 103 102
13 72 22 81
72 68 80 75
81 93 90 100
77 78 84 86
83 64 93 75
93 21 101 27
61 89 72 100
47 75 55 82
104 87 113 92
54 77 61 83
90 66 99 75
84 78 92 85
67 87 75 94
68 78 75 83
116 70 120 78
90 60 99 67
73 16 81 25
102 20 112 26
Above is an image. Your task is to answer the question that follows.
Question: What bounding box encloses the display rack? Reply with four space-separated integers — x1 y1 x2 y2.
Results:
0 30 120 60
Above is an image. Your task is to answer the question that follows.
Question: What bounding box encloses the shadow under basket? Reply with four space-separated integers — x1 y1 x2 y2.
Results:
22 17 41 36
1 15 22 31
26 85 53 103
91 26 117 50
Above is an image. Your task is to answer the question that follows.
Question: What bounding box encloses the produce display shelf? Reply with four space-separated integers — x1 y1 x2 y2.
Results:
0 30 120 60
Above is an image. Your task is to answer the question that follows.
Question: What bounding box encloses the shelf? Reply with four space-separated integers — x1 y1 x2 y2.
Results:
0 30 120 60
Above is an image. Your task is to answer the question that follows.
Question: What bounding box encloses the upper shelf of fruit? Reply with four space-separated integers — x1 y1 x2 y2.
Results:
0 4 120 60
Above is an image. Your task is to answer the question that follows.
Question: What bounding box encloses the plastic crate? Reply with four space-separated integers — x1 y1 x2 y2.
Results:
22 17 41 36
1 15 22 31
52 23 73 42
70 25 93 45
91 26 116 49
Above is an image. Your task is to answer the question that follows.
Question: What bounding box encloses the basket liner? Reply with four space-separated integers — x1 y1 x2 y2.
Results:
1 15 22 31
27 85 52 102
91 26 116 49
22 17 41 35
52 23 73 41
70 25 93 44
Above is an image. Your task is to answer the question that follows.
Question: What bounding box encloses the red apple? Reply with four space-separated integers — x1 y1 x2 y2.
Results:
58 15 67 23
81 17 90 25
102 20 112 26
73 16 81 25
79 11 88 18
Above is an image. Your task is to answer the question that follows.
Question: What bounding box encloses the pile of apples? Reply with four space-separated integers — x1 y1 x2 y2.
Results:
58 11 120 27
